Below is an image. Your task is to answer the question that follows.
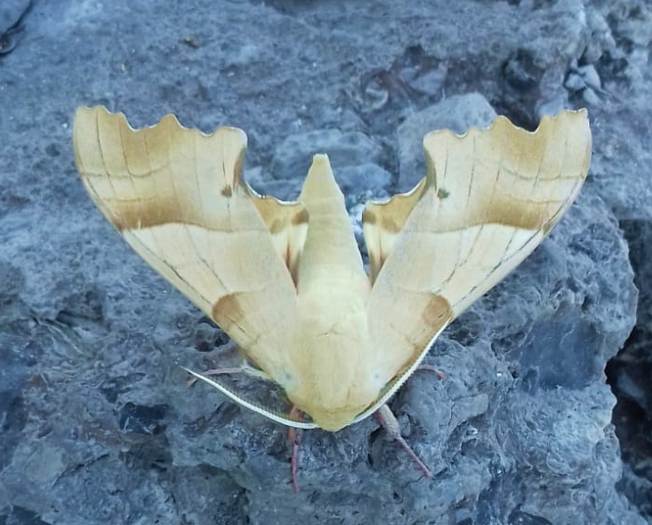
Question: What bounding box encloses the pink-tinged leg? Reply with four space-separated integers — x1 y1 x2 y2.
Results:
374 404 433 479
417 364 446 380
288 406 303 493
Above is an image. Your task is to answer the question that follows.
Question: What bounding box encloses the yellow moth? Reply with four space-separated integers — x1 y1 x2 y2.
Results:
73 106 591 438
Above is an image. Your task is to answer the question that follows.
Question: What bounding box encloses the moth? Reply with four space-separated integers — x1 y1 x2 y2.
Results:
73 106 591 484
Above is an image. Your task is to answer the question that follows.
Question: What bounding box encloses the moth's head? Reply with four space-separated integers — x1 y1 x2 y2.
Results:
297 400 369 432
284 331 383 432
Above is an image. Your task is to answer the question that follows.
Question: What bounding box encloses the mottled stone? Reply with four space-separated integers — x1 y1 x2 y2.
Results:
574 3 652 517
607 219 652 518
270 128 384 181
0 0 29 35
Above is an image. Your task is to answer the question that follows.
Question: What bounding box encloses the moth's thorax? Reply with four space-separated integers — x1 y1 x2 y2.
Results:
280 288 381 431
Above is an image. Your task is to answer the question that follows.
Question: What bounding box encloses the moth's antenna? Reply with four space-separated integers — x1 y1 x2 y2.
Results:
182 368 319 430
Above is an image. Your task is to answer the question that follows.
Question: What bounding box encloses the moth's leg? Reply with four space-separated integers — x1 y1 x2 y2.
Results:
287 406 303 493
374 404 433 479
416 364 446 380
186 360 271 386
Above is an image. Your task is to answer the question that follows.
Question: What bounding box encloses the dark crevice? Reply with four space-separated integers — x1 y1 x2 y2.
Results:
606 218 652 519
0 506 51 525
346 45 447 137
0 0 34 57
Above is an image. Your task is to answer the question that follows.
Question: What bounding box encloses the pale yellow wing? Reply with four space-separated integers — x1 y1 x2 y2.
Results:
362 178 427 282
73 106 306 381
364 109 591 392
246 189 309 285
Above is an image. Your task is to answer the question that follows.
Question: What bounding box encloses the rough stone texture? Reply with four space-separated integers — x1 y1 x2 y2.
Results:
582 2 652 521
271 129 384 181
608 221 652 518
0 0 650 524
0 0 29 35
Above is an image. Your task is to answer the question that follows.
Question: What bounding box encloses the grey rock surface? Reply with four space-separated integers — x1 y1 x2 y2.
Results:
0 0 31 56
582 3 652 520
0 0 650 524
271 129 384 181
0 0 30 35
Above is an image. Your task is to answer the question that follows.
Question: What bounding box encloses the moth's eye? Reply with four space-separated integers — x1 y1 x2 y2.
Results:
281 371 295 388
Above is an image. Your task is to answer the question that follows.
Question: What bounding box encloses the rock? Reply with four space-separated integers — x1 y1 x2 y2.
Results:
0 0 650 523
583 10 616 65
565 72 586 91
0 0 31 56
588 93 652 223
333 162 393 199
249 144 391 206
565 65 602 102
0 0 30 35
246 165 303 201
397 93 497 190
504 48 542 91
582 86 600 105
580 3 652 519
251 129 390 210
536 93 569 118
578 64 602 90
270 129 383 181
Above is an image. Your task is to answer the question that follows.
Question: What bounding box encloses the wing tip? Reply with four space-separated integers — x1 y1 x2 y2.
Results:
363 177 428 212
422 107 590 145
72 104 248 146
